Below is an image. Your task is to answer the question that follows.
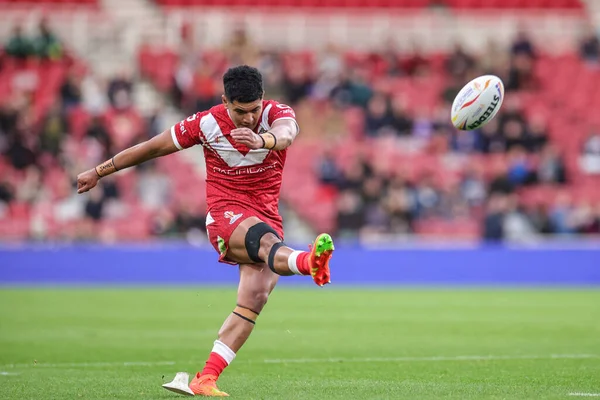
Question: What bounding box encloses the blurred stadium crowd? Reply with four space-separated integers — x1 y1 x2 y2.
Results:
1 0 600 243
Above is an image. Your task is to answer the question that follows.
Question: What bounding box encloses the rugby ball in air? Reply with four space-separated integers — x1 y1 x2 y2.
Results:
451 75 505 131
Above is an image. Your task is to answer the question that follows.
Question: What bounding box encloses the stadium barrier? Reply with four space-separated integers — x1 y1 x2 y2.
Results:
0 242 598 285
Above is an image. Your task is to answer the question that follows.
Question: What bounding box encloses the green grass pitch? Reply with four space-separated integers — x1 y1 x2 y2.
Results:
0 288 599 399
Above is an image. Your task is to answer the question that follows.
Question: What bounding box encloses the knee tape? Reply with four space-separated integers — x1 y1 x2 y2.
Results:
245 222 281 263
268 242 286 273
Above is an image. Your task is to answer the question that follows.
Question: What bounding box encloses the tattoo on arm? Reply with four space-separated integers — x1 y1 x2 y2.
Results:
95 157 118 178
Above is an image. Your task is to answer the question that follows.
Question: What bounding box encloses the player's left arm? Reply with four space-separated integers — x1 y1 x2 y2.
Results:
230 119 299 151
264 118 299 150
231 103 299 151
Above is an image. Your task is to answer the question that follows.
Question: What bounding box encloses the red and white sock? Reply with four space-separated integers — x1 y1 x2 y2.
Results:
288 250 310 275
200 340 236 379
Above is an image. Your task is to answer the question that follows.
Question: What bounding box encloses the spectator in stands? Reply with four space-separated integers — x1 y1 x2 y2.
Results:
34 19 63 60
503 195 539 242
389 96 413 137
506 28 538 90
587 204 600 234
5 131 37 170
53 174 85 225
173 200 207 241
313 43 344 101
60 71 82 111
81 74 108 115
498 97 527 137
16 165 42 204
0 178 14 217
524 115 549 153
282 63 313 106
225 27 259 66
193 64 219 112
86 115 113 159
506 53 537 91
401 42 430 77
173 57 194 110
361 175 387 208
364 93 393 137
438 183 470 219
479 39 508 78
529 203 553 235
4 25 35 60
579 24 600 65
411 109 435 142
104 89 145 149
335 189 365 239
445 43 476 81
383 173 414 234
506 146 535 187
489 159 514 195
377 38 403 77
442 76 464 105
413 173 441 218
0 100 21 144
151 208 178 238
361 200 390 237
450 127 482 153
39 103 68 157
511 28 536 59
579 130 600 174
477 118 506 153
107 69 134 108
536 144 567 184
331 67 372 109
460 166 486 207
317 149 343 187
146 103 172 138
549 193 575 234
84 184 105 221
257 50 285 100
137 162 171 211
503 120 528 152
338 156 371 191
572 202 600 234
482 194 507 242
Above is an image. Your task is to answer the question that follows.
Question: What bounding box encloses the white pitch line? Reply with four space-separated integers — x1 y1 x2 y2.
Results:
568 394 600 397
0 372 20 376
263 354 599 364
1 361 176 369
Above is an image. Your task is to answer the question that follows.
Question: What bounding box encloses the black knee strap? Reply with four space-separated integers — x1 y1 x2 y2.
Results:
245 222 281 263
268 242 286 273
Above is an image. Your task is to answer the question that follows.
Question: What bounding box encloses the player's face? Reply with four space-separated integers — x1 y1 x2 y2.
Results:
223 96 263 130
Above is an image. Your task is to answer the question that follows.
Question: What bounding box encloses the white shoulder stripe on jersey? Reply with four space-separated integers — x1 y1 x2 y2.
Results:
262 103 273 128
200 113 222 143
170 125 183 150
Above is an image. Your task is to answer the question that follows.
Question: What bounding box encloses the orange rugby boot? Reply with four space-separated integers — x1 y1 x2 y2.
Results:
189 373 229 397
308 233 335 287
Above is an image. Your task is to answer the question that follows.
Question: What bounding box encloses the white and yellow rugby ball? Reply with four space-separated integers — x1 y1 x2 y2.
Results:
451 75 505 131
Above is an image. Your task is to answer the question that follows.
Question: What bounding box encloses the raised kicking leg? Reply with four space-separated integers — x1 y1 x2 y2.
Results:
226 217 335 286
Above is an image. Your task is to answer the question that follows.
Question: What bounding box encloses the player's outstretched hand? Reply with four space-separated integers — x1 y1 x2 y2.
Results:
76 169 100 194
230 128 263 149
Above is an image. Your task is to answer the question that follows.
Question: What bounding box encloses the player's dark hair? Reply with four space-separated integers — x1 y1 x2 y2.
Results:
223 65 264 103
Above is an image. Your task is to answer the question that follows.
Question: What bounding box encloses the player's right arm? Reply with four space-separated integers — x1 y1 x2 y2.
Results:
77 113 202 194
